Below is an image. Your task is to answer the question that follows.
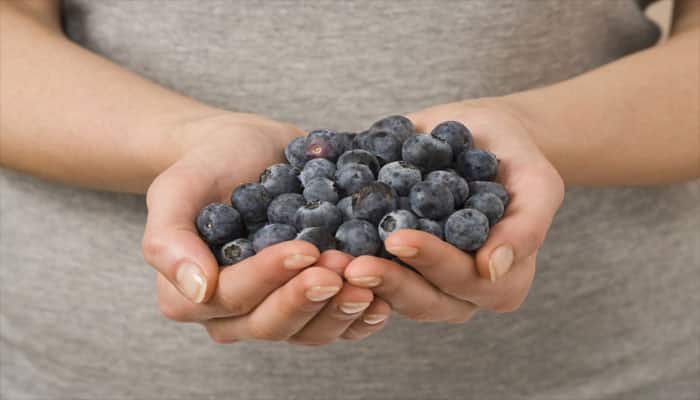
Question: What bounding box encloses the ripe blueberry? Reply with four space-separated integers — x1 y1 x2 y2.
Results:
335 163 375 195
378 209 418 240
215 238 255 266
416 218 444 239
305 129 344 161
267 193 306 226
196 203 244 245
337 196 354 221
377 161 422 196
231 183 272 224
335 219 381 256
444 209 489 252
252 224 297 252
351 182 398 225
464 192 504 226
296 227 337 252
285 136 308 169
368 115 416 143
424 170 470 205
430 121 473 157
409 181 455 220
337 149 381 176
294 201 343 232
468 181 510 206
302 177 340 203
259 163 301 197
401 134 453 172
457 149 498 181
299 158 336 186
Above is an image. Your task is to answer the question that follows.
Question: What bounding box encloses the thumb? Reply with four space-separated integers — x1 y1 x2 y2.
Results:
142 160 222 304
475 162 564 282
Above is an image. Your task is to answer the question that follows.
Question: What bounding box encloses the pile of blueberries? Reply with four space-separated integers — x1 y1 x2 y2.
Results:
196 116 509 266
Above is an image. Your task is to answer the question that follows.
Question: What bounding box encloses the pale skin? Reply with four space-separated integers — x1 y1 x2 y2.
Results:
1 1 698 344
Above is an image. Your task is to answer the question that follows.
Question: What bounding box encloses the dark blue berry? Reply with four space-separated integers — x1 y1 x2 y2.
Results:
464 192 504 226
299 158 336 186
401 134 453 172
231 183 272 224
285 136 308 169
294 201 343 232
215 238 255 266
377 161 422 196
351 182 398 225
416 218 444 239
338 132 356 153
305 129 344 161
378 209 418 240
335 164 375 195
245 220 267 236
430 121 473 157
351 130 371 150
337 149 381 176
252 224 297 252
457 149 498 181
267 193 306 226
368 115 416 143
468 181 510 206
302 177 340 203
409 181 455 220
445 209 489 252
259 163 301 197
355 131 402 164
296 227 337 252
424 170 470 205
335 219 381 256
196 203 244 245
337 196 354 221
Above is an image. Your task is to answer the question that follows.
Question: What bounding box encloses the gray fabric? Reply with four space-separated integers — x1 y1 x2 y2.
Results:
2 0 698 399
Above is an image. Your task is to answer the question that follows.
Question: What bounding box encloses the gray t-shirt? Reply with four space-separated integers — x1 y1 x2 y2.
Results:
2 1 699 399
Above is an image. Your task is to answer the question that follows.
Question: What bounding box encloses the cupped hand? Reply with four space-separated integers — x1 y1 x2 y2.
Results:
344 99 564 320
141 112 389 344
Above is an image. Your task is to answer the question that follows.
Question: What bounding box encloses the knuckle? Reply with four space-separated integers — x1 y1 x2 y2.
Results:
492 296 525 313
141 233 166 265
525 228 546 252
216 290 250 317
158 301 190 322
206 325 237 344
248 323 289 341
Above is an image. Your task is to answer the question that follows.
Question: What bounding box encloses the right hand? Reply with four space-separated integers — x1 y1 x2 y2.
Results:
141 111 390 345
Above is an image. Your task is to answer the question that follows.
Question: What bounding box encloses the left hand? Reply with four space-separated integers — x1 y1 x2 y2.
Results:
343 99 564 321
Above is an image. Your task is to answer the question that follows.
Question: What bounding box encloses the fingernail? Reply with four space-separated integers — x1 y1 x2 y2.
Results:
175 263 207 303
386 246 419 257
489 245 514 282
283 254 317 269
339 302 370 314
363 314 388 325
305 286 341 302
347 276 382 288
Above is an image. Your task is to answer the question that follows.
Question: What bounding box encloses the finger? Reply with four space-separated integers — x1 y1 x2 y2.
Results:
155 240 320 321
204 267 342 343
344 256 477 323
289 284 374 346
315 250 354 276
386 229 536 309
142 159 222 304
341 298 392 341
474 161 563 282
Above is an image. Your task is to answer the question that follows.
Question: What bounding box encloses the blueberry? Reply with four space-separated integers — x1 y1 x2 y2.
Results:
334 164 375 195
444 209 490 252
401 134 453 172
355 131 402 164
296 227 337 252
457 149 498 181
294 201 343 232
215 238 255 266
337 196 354 221
252 224 297 252
416 218 444 239
430 121 473 157
464 192 504 226
195 203 244 245
305 129 344 161
299 158 336 186
245 220 267 236
424 170 470 205
409 181 455 220
231 183 272 224
335 219 381 256
468 181 510 206
337 149 381 176
368 115 416 143
285 136 308 169
351 182 398 225
378 209 418 240
398 196 412 211
377 161 422 196
302 177 340 203
259 163 301 197
267 193 306 226
338 132 357 153
351 130 371 150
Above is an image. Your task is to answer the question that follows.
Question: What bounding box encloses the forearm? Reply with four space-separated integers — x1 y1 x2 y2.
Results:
505 5 700 186
0 1 219 193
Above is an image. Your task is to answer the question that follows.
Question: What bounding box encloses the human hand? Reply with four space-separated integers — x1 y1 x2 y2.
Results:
141 112 390 344
344 100 564 320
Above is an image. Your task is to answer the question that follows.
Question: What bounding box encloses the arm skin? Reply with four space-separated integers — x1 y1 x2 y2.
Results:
503 0 700 186
0 0 221 193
